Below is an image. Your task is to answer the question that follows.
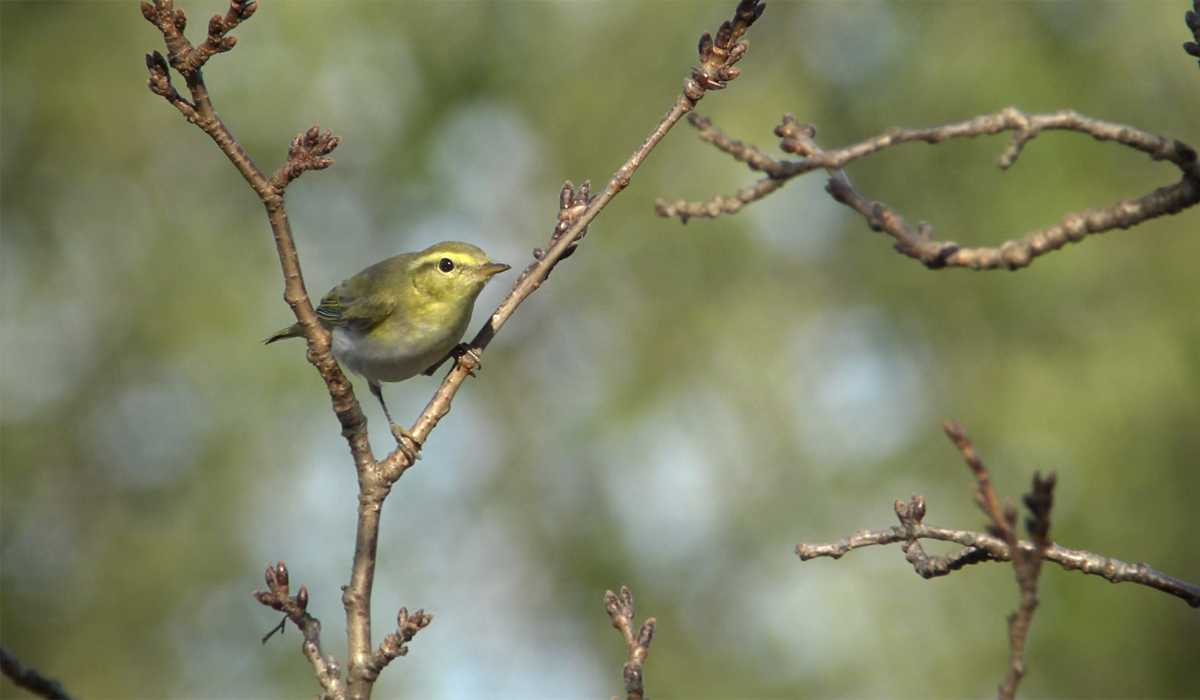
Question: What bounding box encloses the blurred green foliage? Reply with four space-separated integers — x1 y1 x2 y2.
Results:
2 1 1198 698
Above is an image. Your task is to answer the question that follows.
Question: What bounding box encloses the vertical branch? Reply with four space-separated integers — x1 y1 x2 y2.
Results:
343 485 387 696
255 562 346 700
944 421 1057 700
999 473 1055 700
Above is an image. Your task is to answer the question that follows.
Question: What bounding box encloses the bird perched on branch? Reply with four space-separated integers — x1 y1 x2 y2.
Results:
266 241 510 456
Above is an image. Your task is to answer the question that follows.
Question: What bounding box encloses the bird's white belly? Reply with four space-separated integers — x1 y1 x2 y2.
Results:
331 326 456 383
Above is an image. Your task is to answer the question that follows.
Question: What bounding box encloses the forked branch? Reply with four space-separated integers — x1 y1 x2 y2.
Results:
796 422 1200 699
254 562 345 700
944 421 1054 700
143 1 764 698
657 107 1200 270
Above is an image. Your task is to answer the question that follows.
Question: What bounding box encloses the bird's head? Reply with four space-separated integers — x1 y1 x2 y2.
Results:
410 241 510 304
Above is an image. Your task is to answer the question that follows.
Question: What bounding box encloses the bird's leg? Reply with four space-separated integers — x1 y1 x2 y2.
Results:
369 380 420 462
420 353 452 377
421 343 483 377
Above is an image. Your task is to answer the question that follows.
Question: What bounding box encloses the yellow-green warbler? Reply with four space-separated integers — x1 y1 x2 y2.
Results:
266 241 510 449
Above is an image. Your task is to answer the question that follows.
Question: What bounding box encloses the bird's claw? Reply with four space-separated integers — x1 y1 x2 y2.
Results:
420 344 483 378
390 424 422 462
452 343 482 376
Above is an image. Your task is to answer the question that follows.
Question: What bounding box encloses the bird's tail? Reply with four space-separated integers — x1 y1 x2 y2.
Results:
263 323 303 345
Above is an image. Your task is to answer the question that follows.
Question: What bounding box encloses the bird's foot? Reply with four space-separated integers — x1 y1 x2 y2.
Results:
390 423 422 462
451 343 483 376
421 354 451 376
421 344 483 377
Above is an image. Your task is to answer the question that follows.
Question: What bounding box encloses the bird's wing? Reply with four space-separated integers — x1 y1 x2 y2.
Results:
315 264 399 332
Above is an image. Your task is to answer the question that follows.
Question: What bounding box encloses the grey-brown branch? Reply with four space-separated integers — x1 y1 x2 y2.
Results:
796 422 1200 700
795 511 1200 608
143 1 764 698
657 107 1200 270
254 562 345 700
943 419 1054 700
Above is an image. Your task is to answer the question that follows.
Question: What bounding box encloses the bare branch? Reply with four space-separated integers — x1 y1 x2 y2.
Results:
0 647 73 700
143 3 386 694
798 425 1197 700
271 126 341 191
604 586 657 700
796 422 1198 700
145 2 764 698
190 0 256 71
943 416 1058 700
797 511 1200 607
997 472 1055 700
943 419 1009 537
361 607 433 683
143 50 198 123
690 0 766 95
254 562 346 700
796 428 1200 609
657 107 1200 270
533 180 594 264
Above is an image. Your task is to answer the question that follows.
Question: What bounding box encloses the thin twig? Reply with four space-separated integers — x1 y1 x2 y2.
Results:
0 647 73 700
604 586 657 700
657 107 1200 270
997 472 1054 700
943 420 1009 536
942 421 1055 700
796 506 1200 607
254 562 346 700
361 607 433 683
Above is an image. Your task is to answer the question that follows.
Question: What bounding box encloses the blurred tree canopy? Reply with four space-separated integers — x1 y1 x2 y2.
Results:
2 1 1197 698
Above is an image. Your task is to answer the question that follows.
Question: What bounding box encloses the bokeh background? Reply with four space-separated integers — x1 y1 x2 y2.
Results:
3 1 1199 698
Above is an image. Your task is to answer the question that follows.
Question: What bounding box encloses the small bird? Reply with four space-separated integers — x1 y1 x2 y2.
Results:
266 241 510 453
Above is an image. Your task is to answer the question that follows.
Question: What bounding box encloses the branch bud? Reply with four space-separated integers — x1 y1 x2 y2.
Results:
637 618 656 648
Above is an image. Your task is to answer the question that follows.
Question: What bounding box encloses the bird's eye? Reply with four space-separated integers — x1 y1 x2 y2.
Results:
438 258 455 273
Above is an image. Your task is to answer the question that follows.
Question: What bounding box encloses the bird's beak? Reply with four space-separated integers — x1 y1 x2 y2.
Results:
480 262 511 278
